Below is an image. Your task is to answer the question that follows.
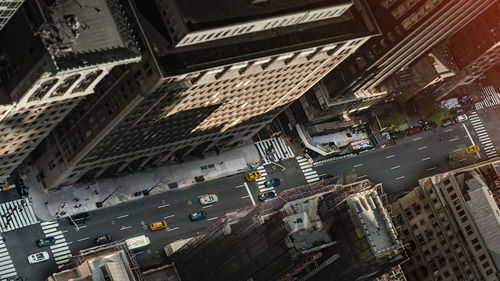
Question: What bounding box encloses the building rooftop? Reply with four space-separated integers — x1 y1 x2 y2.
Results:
39 0 141 72
171 0 351 31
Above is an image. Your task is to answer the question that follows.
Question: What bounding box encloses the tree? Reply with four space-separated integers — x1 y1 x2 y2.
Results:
385 112 408 130
427 105 449 126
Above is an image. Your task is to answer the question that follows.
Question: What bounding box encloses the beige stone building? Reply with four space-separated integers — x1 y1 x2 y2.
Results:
0 0 141 181
32 0 382 190
391 161 500 281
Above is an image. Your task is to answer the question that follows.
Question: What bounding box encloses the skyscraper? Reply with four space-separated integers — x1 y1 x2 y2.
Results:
0 0 141 182
391 161 500 281
171 180 405 281
301 0 497 116
32 0 380 190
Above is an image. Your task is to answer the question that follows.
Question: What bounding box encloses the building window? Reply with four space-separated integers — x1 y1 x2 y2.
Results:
474 244 482 251
49 160 56 170
479 254 487 261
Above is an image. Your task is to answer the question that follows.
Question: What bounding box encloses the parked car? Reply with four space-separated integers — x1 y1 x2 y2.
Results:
189 211 207 221
454 114 468 123
27 252 49 264
407 127 422 135
441 118 454 127
319 174 334 181
258 191 276 201
95 234 112 245
36 237 56 247
264 178 280 188
68 212 89 225
150 220 168 231
199 194 218 205
423 121 437 130
7 277 27 281
245 171 262 181
390 131 406 140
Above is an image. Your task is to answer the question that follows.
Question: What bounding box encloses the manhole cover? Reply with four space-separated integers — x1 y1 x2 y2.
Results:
187 200 192 205
111 220 115 225
272 166 276 170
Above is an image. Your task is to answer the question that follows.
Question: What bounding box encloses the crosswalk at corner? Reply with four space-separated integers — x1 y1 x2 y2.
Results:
475 85 500 110
297 156 320 183
255 166 270 193
0 199 38 233
468 111 498 159
41 221 72 269
255 137 294 164
0 237 16 280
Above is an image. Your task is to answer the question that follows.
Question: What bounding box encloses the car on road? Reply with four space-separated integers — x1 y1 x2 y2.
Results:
454 114 468 123
36 237 56 247
407 126 422 135
190 211 207 221
319 174 335 181
264 178 280 188
69 212 89 225
441 118 454 127
199 194 218 205
245 171 262 181
7 277 27 281
150 220 168 231
95 234 113 245
27 252 49 264
423 121 437 130
258 191 276 201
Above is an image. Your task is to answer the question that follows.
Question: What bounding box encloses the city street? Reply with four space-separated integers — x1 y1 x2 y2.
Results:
2 109 498 280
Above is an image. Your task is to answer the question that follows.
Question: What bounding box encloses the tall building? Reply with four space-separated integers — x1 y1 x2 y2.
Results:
32 0 380 190
299 0 497 118
171 180 405 281
0 0 141 182
391 160 500 281
0 0 23 30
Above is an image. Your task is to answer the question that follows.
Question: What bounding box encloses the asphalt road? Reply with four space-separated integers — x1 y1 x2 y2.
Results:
4 111 496 280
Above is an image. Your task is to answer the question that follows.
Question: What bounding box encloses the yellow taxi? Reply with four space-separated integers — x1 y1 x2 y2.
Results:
466 145 480 153
149 220 167 231
245 171 262 181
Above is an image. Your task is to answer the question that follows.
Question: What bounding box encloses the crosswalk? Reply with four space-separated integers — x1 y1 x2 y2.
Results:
255 166 270 193
468 111 498 159
475 85 500 110
0 199 38 233
0 237 16 280
255 137 294 164
41 221 72 269
297 156 320 183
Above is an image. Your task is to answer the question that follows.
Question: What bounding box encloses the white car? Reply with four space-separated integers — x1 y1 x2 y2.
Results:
454 114 468 123
199 194 218 205
28 252 49 264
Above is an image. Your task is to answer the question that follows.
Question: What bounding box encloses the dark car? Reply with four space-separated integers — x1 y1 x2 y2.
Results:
441 118 454 127
190 210 207 221
258 191 276 201
69 212 89 225
423 121 437 130
264 178 280 188
319 174 334 181
407 127 422 135
95 234 112 245
7 277 27 281
390 131 406 140
36 237 56 247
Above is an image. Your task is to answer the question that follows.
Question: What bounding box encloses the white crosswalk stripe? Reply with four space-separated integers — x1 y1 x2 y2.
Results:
255 137 294 164
468 111 498 159
0 199 38 233
0 237 16 279
42 221 72 269
297 156 320 183
475 85 500 110
256 166 268 192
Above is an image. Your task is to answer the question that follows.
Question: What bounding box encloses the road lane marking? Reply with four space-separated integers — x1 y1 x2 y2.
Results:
78 225 87 229
207 217 218 221
158 204 170 208
241 195 250 199
444 128 453 132
120 225 132 231
163 215 175 219
427 167 437 171
234 184 244 188
77 237 89 242
244 182 256 206
167 227 180 232
385 155 395 159
358 175 367 179
412 137 422 141
202 205 213 209
67 241 72 245
417 146 427 150
117 214 129 219
422 157 431 161
449 138 459 142
62 230 68 233
353 164 363 168
395 176 405 180
390 165 400 170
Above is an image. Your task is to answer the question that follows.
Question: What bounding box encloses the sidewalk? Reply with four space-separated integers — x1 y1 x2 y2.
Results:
23 143 261 221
